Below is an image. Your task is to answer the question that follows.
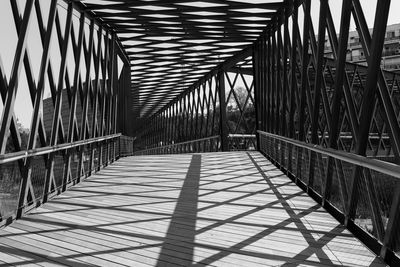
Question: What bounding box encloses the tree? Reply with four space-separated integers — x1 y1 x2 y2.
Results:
226 86 255 134
5 119 29 153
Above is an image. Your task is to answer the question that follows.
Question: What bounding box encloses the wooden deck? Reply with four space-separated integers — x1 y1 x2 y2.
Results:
0 152 386 266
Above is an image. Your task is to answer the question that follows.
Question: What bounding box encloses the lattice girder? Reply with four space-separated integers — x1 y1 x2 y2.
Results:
75 0 286 118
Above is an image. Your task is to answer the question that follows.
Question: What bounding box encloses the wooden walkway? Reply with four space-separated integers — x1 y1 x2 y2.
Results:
0 152 386 266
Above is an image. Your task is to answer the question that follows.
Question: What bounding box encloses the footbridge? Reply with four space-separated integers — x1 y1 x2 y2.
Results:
0 0 399 266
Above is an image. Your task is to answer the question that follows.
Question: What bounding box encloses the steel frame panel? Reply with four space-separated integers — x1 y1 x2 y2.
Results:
250 0 400 265
0 0 131 223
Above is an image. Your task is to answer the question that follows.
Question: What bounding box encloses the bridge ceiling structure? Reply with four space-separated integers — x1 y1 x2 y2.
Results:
77 0 286 118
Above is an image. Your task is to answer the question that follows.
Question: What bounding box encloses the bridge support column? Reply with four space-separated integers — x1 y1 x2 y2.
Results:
252 40 261 151
217 70 229 152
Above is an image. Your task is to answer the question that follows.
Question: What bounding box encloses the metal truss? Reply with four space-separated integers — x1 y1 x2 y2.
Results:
0 0 131 224
138 70 221 151
75 0 285 118
136 53 257 152
252 0 400 264
1 0 400 265
254 0 400 161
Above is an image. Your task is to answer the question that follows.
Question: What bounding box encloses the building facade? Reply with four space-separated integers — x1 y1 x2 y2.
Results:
325 23 400 72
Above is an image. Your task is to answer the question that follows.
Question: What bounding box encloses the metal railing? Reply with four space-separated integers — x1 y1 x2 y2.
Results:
133 135 221 155
119 136 135 157
258 130 400 261
228 134 257 151
0 134 133 226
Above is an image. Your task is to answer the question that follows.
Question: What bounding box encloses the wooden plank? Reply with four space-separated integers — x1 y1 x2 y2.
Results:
0 152 386 267
0 246 57 267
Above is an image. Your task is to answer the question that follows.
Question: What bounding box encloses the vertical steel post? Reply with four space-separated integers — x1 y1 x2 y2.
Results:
218 70 229 151
308 0 328 188
347 0 390 240
252 40 261 150
323 0 352 206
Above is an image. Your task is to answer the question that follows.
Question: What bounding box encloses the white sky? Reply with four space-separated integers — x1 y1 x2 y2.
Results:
0 0 399 129
317 0 400 31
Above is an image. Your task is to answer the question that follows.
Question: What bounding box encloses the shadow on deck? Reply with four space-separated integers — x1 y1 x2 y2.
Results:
0 152 386 266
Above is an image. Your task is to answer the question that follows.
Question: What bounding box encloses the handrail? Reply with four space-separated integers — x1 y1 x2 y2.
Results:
0 133 121 164
229 134 256 138
134 135 220 154
258 130 400 179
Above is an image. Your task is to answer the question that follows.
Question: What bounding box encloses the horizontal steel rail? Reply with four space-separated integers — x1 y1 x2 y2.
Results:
258 131 400 179
229 134 256 138
0 134 121 164
228 134 257 151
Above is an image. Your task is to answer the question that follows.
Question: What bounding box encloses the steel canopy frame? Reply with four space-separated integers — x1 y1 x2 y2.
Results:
135 48 256 152
75 0 286 119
